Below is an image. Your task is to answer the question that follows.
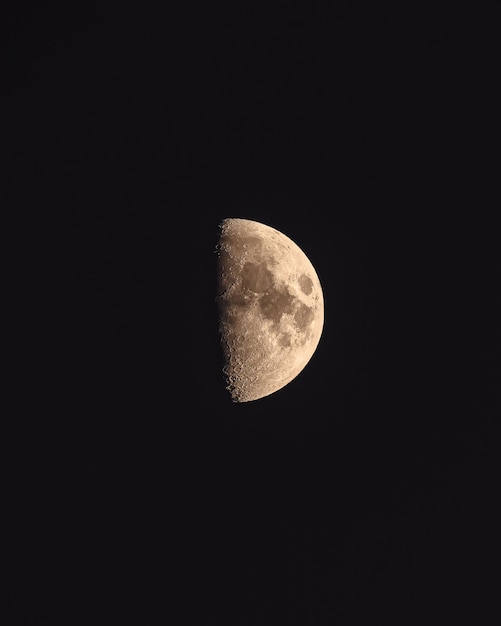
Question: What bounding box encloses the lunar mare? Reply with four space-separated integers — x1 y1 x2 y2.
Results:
216 218 324 402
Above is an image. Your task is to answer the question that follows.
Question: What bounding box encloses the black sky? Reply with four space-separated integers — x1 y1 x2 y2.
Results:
2 3 499 625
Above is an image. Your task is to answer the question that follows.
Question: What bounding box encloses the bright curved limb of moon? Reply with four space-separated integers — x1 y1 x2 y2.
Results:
216 217 324 402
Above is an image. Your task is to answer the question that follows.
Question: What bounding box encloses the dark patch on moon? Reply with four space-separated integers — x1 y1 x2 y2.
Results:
294 302 314 331
279 332 291 347
259 285 295 324
241 262 274 293
298 274 313 295
225 291 250 308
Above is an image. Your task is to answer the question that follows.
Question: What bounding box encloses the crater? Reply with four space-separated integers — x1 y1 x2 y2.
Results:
298 274 313 295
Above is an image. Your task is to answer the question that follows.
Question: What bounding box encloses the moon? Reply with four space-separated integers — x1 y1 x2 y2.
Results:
216 218 324 402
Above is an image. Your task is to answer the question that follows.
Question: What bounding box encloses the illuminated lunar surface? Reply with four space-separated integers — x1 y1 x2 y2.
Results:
216 218 324 402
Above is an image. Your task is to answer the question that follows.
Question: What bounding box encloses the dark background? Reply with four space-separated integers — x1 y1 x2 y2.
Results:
2 3 499 625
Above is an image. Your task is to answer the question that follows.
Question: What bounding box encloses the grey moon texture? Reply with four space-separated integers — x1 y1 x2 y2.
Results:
216 218 324 402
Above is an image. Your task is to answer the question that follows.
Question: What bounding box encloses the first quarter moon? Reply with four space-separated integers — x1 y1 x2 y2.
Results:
216 217 324 402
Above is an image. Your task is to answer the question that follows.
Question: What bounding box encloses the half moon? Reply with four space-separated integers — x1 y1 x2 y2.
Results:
216 217 324 402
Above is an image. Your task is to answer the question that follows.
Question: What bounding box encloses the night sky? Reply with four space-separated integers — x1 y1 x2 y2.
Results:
2 3 499 625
